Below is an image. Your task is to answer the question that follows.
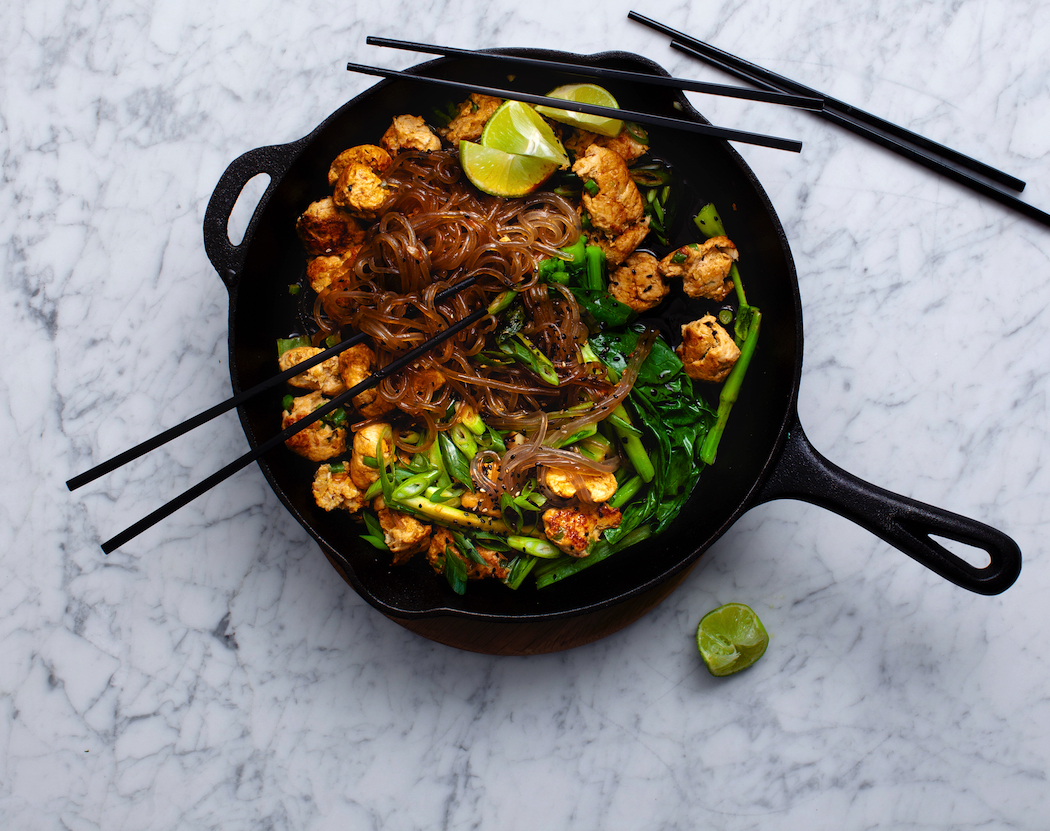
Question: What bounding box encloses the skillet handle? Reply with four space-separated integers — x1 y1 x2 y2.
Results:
203 142 300 291
755 419 1021 595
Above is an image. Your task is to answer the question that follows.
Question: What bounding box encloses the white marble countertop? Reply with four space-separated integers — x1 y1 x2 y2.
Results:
3 0 1049 828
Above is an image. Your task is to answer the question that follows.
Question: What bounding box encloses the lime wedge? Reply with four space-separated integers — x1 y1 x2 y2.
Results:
534 83 624 137
696 603 769 677
459 140 558 197
480 100 569 166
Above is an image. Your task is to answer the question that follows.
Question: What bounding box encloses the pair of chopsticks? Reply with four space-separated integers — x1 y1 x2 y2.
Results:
74 40 819 553
68 42 834 552
628 11 1050 229
69 279 483 553
351 36 823 153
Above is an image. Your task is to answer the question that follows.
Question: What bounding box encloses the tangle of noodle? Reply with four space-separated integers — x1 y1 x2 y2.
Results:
310 148 652 496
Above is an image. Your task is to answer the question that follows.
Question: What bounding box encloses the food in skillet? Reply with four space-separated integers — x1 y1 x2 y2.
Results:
278 87 760 593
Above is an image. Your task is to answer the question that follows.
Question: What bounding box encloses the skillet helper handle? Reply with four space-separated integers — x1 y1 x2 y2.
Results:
756 421 1021 595
203 142 299 290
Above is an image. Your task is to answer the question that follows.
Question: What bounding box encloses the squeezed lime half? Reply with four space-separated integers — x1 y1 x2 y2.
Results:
696 603 769 677
534 83 624 137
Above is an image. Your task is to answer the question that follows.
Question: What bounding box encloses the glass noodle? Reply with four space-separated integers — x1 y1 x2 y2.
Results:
309 149 649 478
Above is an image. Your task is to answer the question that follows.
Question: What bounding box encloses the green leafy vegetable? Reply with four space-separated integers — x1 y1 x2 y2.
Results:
444 546 468 595
360 511 388 551
567 288 636 327
589 325 716 547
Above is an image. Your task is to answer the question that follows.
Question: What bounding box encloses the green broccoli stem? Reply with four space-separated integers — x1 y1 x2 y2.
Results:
609 404 655 483
693 205 747 308
583 244 606 290
700 308 762 466
560 234 586 267
609 474 644 508
730 263 747 308
533 525 654 588
582 340 655 482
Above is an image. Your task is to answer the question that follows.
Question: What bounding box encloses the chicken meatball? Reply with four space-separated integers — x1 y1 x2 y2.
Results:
659 236 738 302
305 248 359 294
381 114 441 154
312 464 365 513
586 219 651 267
677 315 741 383
279 346 345 396
281 391 347 462
572 144 644 235
349 422 395 490
337 343 395 419
327 145 393 186
375 498 432 565
542 503 622 558
608 251 668 312
426 527 509 580
542 467 619 503
564 127 649 164
332 162 393 219
295 197 365 257
441 94 503 145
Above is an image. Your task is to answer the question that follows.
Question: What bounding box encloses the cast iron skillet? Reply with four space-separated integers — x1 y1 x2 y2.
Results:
203 50 1021 632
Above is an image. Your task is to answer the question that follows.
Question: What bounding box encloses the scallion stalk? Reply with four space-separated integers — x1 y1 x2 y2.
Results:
700 308 761 465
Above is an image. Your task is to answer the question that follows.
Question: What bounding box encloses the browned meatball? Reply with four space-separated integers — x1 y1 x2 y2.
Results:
542 503 622 557
281 391 347 462
677 315 741 383
608 251 668 312
441 94 503 145
381 114 441 154
659 236 738 302
295 197 364 257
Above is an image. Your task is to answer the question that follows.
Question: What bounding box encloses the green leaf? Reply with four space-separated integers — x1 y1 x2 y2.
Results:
585 326 717 546
452 530 487 566
502 555 538 589
439 432 474 491
361 512 388 551
444 547 468 595
568 288 636 327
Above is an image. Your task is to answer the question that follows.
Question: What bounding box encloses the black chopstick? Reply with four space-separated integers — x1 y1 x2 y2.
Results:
345 61 803 153
365 35 825 112
67 276 478 493
629 11 1026 193
667 40 1050 230
99 306 488 553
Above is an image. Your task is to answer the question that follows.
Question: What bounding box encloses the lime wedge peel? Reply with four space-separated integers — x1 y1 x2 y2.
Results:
480 100 569 167
696 603 769 677
459 141 557 198
534 83 625 137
